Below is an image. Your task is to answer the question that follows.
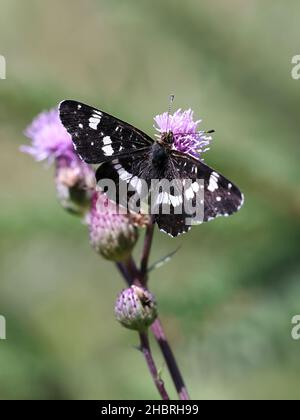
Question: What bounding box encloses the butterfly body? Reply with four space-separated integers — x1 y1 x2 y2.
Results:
151 142 169 169
59 100 244 237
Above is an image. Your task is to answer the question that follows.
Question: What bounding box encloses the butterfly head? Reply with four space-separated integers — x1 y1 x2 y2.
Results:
159 131 174 147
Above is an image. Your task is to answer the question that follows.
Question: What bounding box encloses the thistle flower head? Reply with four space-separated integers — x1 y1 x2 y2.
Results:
154 108 212 159
115 285 157 331
89 191 138 261
21 108 75 163
21 108 95 216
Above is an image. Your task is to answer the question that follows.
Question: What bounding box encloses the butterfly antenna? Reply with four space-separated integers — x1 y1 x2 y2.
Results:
166 94 175 132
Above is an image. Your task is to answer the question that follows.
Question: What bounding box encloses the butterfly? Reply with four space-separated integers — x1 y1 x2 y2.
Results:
59 100 244 237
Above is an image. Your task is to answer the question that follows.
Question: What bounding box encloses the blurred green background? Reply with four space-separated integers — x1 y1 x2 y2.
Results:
0 0 300 400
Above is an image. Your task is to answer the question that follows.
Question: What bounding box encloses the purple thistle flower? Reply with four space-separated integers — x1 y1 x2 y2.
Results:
21 107 95 215
89 192 139 261
115 285 157 331
21 108 76 163
154 108 212 159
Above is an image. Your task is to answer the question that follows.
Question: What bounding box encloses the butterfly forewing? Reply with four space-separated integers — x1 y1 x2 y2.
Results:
59 100 153 164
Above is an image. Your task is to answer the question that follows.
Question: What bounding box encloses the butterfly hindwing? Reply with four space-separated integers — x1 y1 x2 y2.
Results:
59 100 153 164
95 150 243 237
96 150 151 210
154 214 191 237
170 151 244 222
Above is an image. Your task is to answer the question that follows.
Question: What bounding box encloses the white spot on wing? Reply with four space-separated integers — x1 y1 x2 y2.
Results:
89 113 102 130
185 186 194 200
103 136 111 145
102 144 114 156
170 195 182 207
207 173 219 192
162 192 171 204
156 192 171 205
156 193 163 205
192 182 199 193
89 119 99 130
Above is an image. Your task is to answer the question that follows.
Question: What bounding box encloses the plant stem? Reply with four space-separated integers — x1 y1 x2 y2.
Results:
137 221 190 399
151 319 190 400
116 261 131 286
140 218 155 282
139 331 170 400
117 225 190 400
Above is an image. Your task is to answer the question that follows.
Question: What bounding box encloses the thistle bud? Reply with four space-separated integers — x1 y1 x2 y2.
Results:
55 157 95 216
115 285 157 331
89 192 138 261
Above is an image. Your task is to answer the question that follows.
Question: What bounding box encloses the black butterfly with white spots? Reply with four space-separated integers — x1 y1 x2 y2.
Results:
59 100 244 237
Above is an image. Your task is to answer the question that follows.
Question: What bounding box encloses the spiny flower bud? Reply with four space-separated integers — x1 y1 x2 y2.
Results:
115 285 157 331
55 157 95 216
89 192 138 261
